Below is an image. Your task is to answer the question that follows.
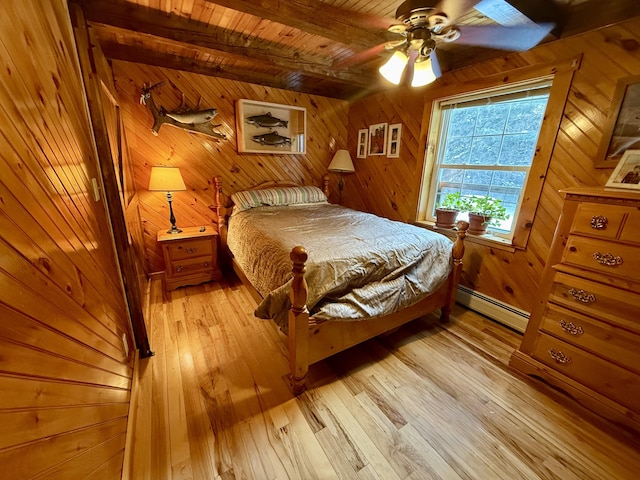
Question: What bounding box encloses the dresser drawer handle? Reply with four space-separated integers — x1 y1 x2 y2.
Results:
568 288 596 304
592 251 623 267
176 266 184 273
549 348 572 364
186 247 196 254
590 215 608 230
559 319 584 336
203 262 210 267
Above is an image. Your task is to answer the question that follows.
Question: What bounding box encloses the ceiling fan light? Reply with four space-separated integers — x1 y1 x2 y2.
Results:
411 57 437 87
379 50 408 85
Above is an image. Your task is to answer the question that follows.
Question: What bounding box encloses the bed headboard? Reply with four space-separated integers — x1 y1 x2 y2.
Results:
209 175 331 255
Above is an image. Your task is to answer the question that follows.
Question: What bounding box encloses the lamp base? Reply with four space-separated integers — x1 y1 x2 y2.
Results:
166 226 183 234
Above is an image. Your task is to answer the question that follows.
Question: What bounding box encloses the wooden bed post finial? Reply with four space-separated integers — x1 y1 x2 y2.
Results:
289 246 310 395
322 174 330 199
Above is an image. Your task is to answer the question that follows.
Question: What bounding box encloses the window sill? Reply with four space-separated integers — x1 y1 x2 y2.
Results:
413 221 517 253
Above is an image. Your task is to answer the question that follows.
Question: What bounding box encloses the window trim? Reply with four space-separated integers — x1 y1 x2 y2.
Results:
416 55 581 249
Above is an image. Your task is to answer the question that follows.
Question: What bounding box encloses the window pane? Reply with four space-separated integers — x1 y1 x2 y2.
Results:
505 99 548 134
469 135 502 165
442 137 472 164
449 108 477 137
474 104 509 136
499 133 539 166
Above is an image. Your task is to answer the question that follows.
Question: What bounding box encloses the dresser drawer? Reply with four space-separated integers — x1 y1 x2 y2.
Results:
562 236 639 281
169 256 214 277
540 304 640 373
549 271 640 335
532 333 640 412
166 238 213 260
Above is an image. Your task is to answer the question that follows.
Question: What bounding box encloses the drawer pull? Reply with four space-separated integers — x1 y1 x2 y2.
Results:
590 215 608 230
203 262 210 267
568 288 596 304
549 348 572 364
559 319 584 336
176 266 184 273
186 247 196 254
592 252 623 267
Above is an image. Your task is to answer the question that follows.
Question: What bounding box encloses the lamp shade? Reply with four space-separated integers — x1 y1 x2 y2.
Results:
411 57 437 87
379 51 408 85
327 150 355 173
148 166 187 192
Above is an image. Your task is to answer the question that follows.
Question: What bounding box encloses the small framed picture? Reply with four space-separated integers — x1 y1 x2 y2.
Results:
368 122 388 156
606 149 640 190
387 123 402 158
357 128 368 158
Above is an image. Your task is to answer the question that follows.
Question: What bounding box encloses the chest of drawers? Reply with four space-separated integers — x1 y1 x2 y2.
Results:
510 187 640 432
157 226 222 291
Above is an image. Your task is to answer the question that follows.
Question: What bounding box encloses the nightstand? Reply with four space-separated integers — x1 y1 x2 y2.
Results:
157 226 222 291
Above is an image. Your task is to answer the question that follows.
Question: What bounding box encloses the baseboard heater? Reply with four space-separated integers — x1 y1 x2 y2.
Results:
456 285 530 333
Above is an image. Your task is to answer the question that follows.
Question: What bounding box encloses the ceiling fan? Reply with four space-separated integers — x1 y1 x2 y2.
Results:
379 0 557 87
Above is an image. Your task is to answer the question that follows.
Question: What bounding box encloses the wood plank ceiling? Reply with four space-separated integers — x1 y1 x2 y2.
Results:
80 0 640 100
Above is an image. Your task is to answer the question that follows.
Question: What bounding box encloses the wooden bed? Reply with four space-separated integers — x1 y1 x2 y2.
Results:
210 176 468 394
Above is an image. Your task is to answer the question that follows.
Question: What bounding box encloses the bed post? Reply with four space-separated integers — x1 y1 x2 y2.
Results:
211 176 228 252
441 220 468 322
288 246 310 395
322 174 330 199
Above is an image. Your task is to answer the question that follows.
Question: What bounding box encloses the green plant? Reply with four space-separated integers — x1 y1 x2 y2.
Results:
465 195 510 225
437 192 466 211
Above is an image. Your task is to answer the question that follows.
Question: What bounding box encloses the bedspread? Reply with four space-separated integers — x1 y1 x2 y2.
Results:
227 203 453 328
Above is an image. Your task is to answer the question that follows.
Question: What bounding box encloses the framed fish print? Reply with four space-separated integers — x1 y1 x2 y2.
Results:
387 123 402 158
357 128 368 158
368 122 387 156
236 99 306 154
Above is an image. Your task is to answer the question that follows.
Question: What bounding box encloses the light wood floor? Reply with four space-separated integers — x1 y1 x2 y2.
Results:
129 275 640 479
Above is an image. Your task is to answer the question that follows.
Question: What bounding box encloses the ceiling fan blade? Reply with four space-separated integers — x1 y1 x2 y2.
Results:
435 0 482 24
456 22 555 51
332 44 387 70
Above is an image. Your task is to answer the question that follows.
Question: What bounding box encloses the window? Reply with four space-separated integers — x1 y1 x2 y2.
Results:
421 79 552 241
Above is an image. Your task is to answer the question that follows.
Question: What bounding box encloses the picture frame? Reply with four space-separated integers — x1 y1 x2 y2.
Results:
596 75 640 168
605 149 640 190
368 122 387 156
236 99 306 154
387 123 402 158
357 128 368 158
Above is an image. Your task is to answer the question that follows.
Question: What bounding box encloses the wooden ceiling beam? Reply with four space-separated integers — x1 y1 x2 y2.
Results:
201 0 392 51
80 0 373 87
101 44 361 99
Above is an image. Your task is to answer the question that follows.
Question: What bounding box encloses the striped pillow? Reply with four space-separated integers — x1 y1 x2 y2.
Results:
231 186 327 211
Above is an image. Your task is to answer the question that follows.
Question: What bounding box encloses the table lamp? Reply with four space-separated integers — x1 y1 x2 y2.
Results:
327 150 355 204
148 166 187 234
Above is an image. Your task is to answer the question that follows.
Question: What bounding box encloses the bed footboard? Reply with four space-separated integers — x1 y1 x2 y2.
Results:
286 221 468 395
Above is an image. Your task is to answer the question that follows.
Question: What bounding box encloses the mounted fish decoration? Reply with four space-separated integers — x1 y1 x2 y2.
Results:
252 132 292 146
139 82 225 140
246 112 288 129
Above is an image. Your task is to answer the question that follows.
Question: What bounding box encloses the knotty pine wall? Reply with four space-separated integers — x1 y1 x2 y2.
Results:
346 17 640 314
110 60 349 274
0 1 135 477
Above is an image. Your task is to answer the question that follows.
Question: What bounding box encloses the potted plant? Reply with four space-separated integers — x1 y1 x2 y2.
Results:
465 195 510 235
435 192 466 228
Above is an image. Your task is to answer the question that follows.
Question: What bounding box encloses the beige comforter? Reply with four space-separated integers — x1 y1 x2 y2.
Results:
227 203 453 328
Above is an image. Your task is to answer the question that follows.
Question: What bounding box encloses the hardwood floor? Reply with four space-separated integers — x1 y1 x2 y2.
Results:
129 275 640 479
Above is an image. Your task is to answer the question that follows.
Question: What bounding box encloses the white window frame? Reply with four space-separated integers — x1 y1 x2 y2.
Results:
421 76 553 242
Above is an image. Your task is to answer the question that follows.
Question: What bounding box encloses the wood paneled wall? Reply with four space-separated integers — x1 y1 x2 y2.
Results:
346 17 640 314
0 1 134 477
110 60 349 274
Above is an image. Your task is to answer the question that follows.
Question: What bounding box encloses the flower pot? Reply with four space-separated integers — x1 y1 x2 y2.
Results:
468 213 491 235
435 208 459 229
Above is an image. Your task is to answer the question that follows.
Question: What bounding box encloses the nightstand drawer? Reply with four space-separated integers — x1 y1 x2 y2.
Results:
166 239 213 260
549 271 640 335
562 236 639 281
540 304 640 373
532 333 640 412
169 256 214 277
